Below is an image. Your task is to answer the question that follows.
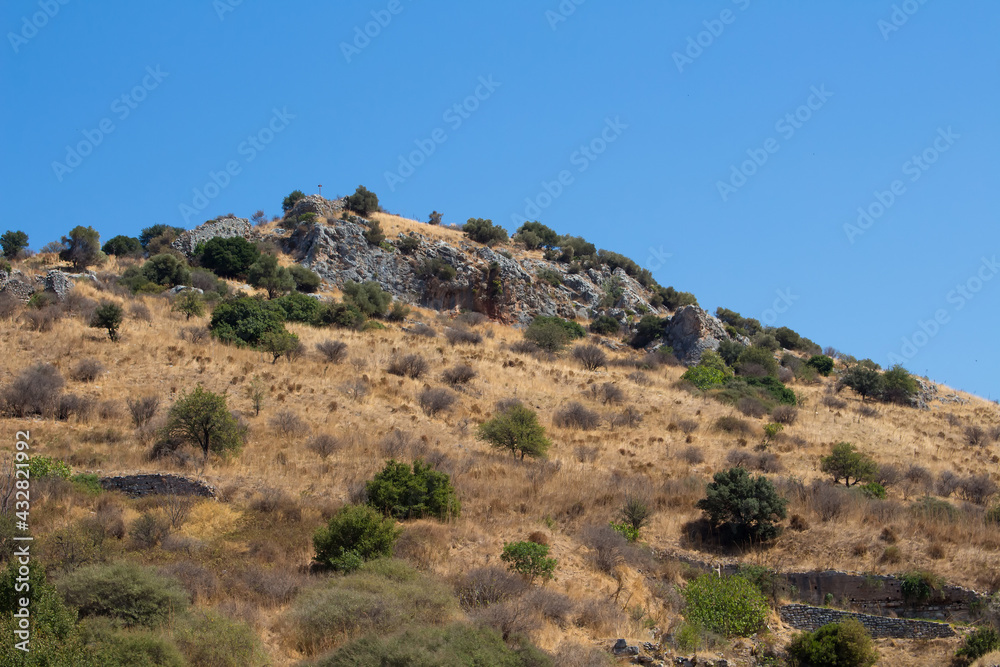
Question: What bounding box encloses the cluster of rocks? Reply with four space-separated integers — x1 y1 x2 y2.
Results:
98 473 216 498
911 376 968 409
612 640 730 667
662 305 749 365
0 268 90 303
285 194 345 220
171 214 254 255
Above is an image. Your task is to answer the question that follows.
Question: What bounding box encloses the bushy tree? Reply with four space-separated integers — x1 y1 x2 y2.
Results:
500 541 557 583
428 210 443 225
90 301 124 342
362 219 385 246
656 285 698 310
478 404 551 460
162 385 245 462
289 264 322 292
139 224 185 249
463 218 508 245
365 460 460 521
880 364 918 404
736 345 779 377
630 314 667 348
101 234 142 257
681 365 729 390
696 467 788 543
321 301 367 329
1 230 29 259
345 185 379 216
787 618 878 667
143 253 191 287
590 315 620 336
842 365 883 402
807 354 835 376
524 315 586 352
198 236 260 278
683 573 769 637
210 296 288 346
172 291 204 320
260 330 300 364
247 253 295 299
514 221 559 249
555 234 596 261
773 326 802 350
717 339 744 367
954 627 1000 666
342 280 391 317
57 561 188 628
820 442 877 487
274 291 324 324
60 225 102 270
282 189 306 213
313 504 400 572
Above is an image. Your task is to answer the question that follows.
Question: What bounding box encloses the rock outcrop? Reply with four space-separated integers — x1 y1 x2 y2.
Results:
286 194 345 220
43 270 75 301
0 270 36 302
664 305 739 365
172 215 254 255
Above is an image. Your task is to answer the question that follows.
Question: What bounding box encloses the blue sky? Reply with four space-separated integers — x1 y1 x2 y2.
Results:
2 1 998 399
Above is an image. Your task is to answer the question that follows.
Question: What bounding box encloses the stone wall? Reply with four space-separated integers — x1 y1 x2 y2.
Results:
172 215 253 255
99 473 215 498
779 603 955 639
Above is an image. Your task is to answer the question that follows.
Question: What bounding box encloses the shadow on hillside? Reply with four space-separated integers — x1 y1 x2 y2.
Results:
679 517 779 556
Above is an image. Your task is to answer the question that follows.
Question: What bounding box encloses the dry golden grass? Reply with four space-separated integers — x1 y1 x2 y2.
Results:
3 252 998 664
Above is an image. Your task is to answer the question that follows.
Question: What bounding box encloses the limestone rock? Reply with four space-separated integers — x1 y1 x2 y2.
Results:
43 270 75 301
172 215 253 255
664 305 737 365
286 194 345 220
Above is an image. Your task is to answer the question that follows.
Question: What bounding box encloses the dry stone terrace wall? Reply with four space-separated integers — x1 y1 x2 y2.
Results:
779 604 956 639
99 473 216 498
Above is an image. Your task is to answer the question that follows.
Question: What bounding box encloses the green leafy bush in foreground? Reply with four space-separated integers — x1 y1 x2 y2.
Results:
365 459 461 521
786 618 878 667
313 504 400 572
682 573 768 637
56 561 188 628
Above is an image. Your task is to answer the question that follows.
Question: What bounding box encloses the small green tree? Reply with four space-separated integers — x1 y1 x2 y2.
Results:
787 618 878 667
282 189 306 213
198 236 260 278
209 296 287 346
313 504 400 572
363 219 385 246
90 301 124 342
954 627 1000 666
736 345 779 377
288 264 322 292
245 377 268 416
680 365 728 390
365 460 460 521
139 224 185 249
630 314 666 348
500 541 557 583
761 423 784 449
478 404 551 460
428 210 443 225
172 291 204 320
60 225 102 270
880 364 918 404
1 230 29 259
162 386 246 464
143 253 191 287
524 315 585 352
842 365 883 403
683 573 769 637
696 467 788 543
820 442 877 487
101 234 143 257
260 330 300 364
342 281 391 318
514 221 559 248
345 185 379 216
462 218 508 245
618 495 652 538
807 354 835 376
247 253 295 299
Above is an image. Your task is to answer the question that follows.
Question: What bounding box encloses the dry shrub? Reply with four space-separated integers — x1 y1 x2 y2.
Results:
126 395 160 428
129 511 170 549
771 405 798 425
3 362 64 417
715 415 752 434
56 394 94 422
269 409 309 437
726 449 782 473
387 353 429 379
905 464 934 493
966 425 988 446
236 565 303 605
610 406 643 429
821 395 847 410
589 382 625 405
788 514 809 531
936 471 960 498
626 371 651 386
442 364 476 386
880 545 902 564
553 643 611 667
394 521 449 570
250 487 301 521
316 340 348 363
22 306 62 332
445 327 482 346
526 587 573 627
880 526 898 544
527 531 549 546
575 444 599 463
808 481 851 522
163 561 219 603
130 302 152 322
581 524 627 574
737 397 767 418
455 566 527 609
180 325 210 343
418 387 456 417
680 445 704 465
573 344 608 371
95 499 126 539
959 473 998 505
875 463 902 488
554 402 600 430
409 323 436 337
379 429 417 459
989 425 1000 442
341 378 370 401
71 358 105 382
0 293 22 319
575 597 626 635
927 542 946 560
473 599 534 641
677 419 699 435
856 404 880 419
306 433 341 460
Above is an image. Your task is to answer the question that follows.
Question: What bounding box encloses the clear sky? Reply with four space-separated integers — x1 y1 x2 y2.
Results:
2 1 998 400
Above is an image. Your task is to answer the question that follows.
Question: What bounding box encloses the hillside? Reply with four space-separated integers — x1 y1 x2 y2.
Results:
2 200 999 666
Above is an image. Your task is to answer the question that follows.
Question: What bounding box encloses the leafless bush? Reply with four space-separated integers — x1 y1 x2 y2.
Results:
129 512 170 549
989 425 1000 442
341 378 370 401
387 353 429 379
771 405 798 425
129 302 152 323
495 397 523 413
316 340 348 364
727 450 782 474
162 561 218 603
418 387 456 417
610 406 643 429
70 358 105 382
526 587 574 627
393 522 449 570
445 327 482 345
56 394 94 422
856 404 880 419
575 597 626 635
935 470 960 497
737 397 766 418
442 364 476 386
677 419 699 435
269 409 308 437
575 444 600 463
680 445 704 464
0 293 21 319
727 449 755 468
379 429 415 459
95 499 125 539
126 396 160 428
455 566 528 609
180 325 210 343
409 323 436 337
554 402 601 430
715 415 752 434
958 473 998 505
581 524 627 574
965 425 988 446
552 643 614 667
808 481 851 522
473 599 534 642
572 344 607 371
821 395 847 410
306 434 341 460
456 311 488 327
22 306 62 332
777 367 795 383
162 495 194 529
2 363 64 417
589 382 624 405
874 463 902 488
944 412 962 427
626 371 650 386
905 463 933 486
235 564 303 605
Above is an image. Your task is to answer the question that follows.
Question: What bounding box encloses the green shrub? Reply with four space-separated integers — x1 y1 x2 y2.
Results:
773 326 802 350
190 268 228 298
90 301 124 342
417 258 457 281
29 455 72 479
589 315 620 336
807 354 835 376
100 235 142 257
118 265 161 292
463 218 508 245
275 291 324 324
287 263 322 292
161 385 246 461
197 236 260 277
820 442 877 487
287 559 455 656
77 618 186 667
61 225 103 270
523 315 586 352
682 574 769 637
880 364 918 404
696 467 787 543
143 254 191 287
365 460 460 521
210 296 287 346
736 345 779 377
842 365 884 402
342 280 391 318
247 253 295 298
310 622 550 667
71 473 103 496
364 220 385 246
609 521 640 542
0 560 81 665
500 541 557 583
786 618 878 667
744 376 797 405
860 481 886 499
478 404 551 460
954 627 1000 665
681 366 728 390
172 291 204 320
899 570 944 602
173 609 268 667
514 221 559 248
396 236 420 255
536 268 562 286
717 340 744 367
313 505 401 572
345 185 379 216
656 285 698 310
260 329 301 363
1 230 29 259
321 301 367 329
630 314 666 348
139 225 185 249
282 189 306 212
57 561 188 628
